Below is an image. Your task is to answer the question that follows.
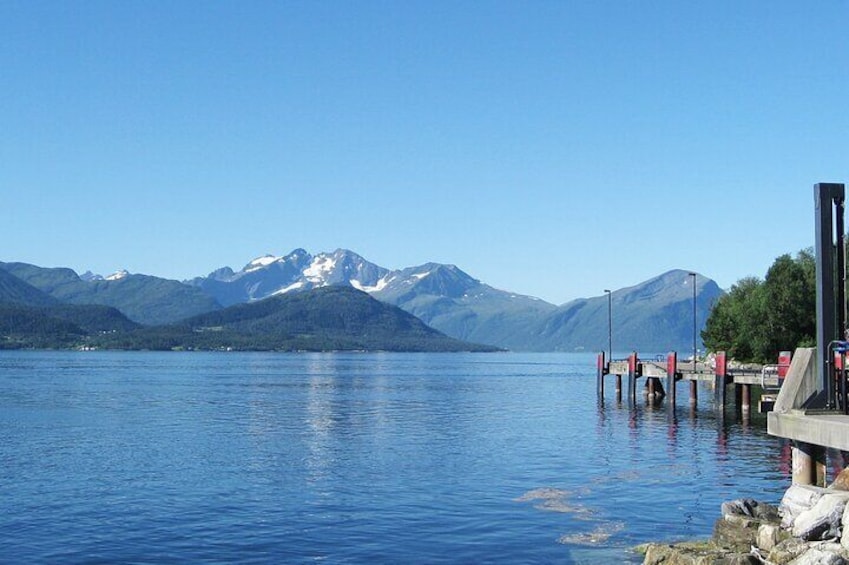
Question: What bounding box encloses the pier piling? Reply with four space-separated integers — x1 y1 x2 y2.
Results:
792 442 827 487
741 384 752 413
597 352 606 397
627 352 639 405
715 351 728 411
666 352 677 408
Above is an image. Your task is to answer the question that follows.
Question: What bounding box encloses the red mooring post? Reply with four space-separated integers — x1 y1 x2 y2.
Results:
597 352 606 397
778 350 792 385
715 351 728 411
627 352 639 405
666 352 678 408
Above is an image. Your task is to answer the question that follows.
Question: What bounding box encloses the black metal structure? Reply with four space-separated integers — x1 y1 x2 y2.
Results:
814 183 846 410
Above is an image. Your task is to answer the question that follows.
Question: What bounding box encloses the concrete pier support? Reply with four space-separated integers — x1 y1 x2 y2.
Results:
741 383 752 413
792 442 827 486
644 378 665 405
615 374 622 403
690 380 697 406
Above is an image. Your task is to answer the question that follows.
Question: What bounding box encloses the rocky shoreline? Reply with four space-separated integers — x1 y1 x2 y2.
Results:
635 472 849 564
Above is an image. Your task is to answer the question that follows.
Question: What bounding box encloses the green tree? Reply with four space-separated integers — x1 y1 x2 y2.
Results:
702 249 817 363
761 251 816 356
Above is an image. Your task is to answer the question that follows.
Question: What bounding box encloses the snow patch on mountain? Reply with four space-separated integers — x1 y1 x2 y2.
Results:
304 255 337 284
245 255 281 272
272 281 306 296
350 275 391 293
106 270 129 281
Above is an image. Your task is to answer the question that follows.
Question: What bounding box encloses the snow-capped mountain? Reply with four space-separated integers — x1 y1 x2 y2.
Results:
1 249 723 351
187 249 722 352
187 249 564 349
187 249 390 307
80 269 130 282
190 249 541 305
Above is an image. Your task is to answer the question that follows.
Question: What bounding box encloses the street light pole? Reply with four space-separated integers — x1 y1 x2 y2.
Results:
689 272 697 370
604 289 612 361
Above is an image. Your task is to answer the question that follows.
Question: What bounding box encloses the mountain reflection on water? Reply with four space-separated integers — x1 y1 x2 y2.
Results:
0 351 790 564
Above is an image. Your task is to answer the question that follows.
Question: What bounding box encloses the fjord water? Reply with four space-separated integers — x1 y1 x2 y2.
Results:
1 351 789 563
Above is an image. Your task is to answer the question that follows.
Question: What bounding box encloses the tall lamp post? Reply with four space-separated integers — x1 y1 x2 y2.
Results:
689 272 697 370
604 289 612 361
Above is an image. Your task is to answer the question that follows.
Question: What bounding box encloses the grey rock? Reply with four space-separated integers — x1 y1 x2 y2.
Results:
758 523 785 552
769 538 813 564
788 547 848 565
722 498 779 522
640 542 758 565
713 517 758 553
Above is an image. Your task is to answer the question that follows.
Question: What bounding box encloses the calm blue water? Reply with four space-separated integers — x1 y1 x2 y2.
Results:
0 351 789 564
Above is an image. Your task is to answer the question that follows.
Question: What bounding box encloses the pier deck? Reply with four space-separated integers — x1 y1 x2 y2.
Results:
768 411 849 453
599 351 784 412
607 360 779 387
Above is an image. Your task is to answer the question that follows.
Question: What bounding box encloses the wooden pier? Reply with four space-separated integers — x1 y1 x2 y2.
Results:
597 350 788 413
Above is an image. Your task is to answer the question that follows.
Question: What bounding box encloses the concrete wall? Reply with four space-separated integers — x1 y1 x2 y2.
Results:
773 347 817 412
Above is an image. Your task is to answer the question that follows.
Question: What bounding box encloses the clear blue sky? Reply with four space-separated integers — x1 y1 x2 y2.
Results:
2 1 846 304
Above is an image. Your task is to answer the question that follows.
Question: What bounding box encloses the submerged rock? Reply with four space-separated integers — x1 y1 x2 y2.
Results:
515 487 596 518
557 522 624 546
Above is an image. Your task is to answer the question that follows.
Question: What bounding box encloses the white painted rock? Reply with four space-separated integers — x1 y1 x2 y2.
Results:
793 493 849 541
781 484 829 529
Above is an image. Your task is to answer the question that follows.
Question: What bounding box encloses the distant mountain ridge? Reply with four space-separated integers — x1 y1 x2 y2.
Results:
0 250 723 352
188 249 721 352
0 261 220 325
0 267 142 348
527 270 723 352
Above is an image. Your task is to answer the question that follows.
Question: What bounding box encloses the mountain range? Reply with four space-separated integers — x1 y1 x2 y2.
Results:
187 249 722 352
0 249 724 352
